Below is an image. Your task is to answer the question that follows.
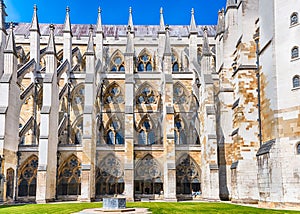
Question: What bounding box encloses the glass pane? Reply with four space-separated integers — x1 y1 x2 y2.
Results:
119 65 125 71
142 87 151 96
114 57 122 65
111 66 117 71
148 96 155 103
293 77 300 88
148 131 155 145
143 120 151 130
116 132 124 144
18 179 28 197
146 63 152 71
138 96 145 104
173 63 179 71
292 47 298 58
138 63 144 71
297 144 300 154
29 178 36 196
175 121 182 130
142 55 149 62
111 87 120 95
112 121 120 130
107 130 114 145
138 130 146 145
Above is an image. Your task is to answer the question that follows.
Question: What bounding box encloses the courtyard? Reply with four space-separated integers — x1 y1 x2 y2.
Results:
0 202 299 214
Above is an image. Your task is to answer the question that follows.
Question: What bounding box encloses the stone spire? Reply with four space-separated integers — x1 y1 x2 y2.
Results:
202 26 211 56
45 24 56 55
189 8 197 33
0 0 7 33
216 9 225 36
64 6 72 35
126 25 134 54
5 22 16 55
86 25 95 55
159 7 165 32
128 7 133 32
96 7 103 33
30 4 40 34
164 25 171 55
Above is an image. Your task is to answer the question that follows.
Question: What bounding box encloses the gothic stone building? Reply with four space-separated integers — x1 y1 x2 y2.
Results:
0 0 299 209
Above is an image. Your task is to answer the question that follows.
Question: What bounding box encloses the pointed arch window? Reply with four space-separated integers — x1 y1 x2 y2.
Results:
57 156 81 196
72 85 85 111
291 46 299 59
136 85 157 105
172 50 180 72
174 116 187 145
110 52 125 72
18 156 38 197
176 155 201 194
293 75 300 88
173 83 188 104
72 119 83 145
291 12 298 26
297 143 300 154
6 168 14 199
137 116 156 145
96 155 124 196
105 118 124 145
137 53 152 72
135 154 163 195
103 83 124 105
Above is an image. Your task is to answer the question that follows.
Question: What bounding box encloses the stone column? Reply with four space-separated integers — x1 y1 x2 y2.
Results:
81 26 97 202
0 24 20 202
162 28 176 201
36 24 58 203
123 26 135 201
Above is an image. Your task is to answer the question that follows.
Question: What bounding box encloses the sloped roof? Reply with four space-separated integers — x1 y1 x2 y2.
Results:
8 23 216 38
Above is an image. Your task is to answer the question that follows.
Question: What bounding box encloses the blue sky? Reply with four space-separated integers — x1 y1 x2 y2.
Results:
5 0 226 25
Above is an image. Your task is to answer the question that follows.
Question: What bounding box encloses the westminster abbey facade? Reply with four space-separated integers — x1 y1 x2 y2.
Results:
0 0 299 209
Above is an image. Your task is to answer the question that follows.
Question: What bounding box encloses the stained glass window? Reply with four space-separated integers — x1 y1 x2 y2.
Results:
293 76 300 88
104 84 124 105
291 13 298 26
292 46 299 59
110 52 125 72
137 53 152 72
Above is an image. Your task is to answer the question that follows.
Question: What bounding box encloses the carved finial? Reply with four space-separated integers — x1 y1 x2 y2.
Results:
46 23 56 54
86 24 95 54
9 22 14 30
98 7 102 14
30 4 40 33
96 7 103 33
64 6 72 34
34 4 37 12
5 21 17 54
159 7 165 32
189 8 197 33
128 7 133 31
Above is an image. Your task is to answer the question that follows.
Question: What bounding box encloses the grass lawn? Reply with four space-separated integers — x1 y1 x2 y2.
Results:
0 202 299 214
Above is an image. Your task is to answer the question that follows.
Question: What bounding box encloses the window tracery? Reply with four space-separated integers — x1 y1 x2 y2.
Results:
293 75 300 88
96 154 124 195
103 83 124 105
174 116 187 145
137 116 156 145
134 154 163 194
291 12 298 26
110 52 125 72
136 85 157 105
105 117 124 145
176 155 201 194
57 155 81 196
72 85 85 106
173 84 188 104
18 156 38 197
291 46 299 59
137 52 152 72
